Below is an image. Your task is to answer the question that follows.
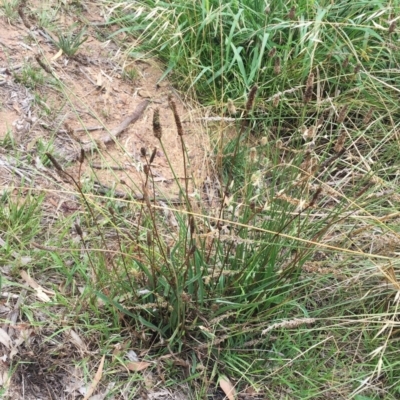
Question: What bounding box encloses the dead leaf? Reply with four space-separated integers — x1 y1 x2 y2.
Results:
66 329 86 351
138 89 151 98
219 376 236 400
126 361 151 372
96 72 104 88
51 48 63 61
20 270 55 302
0 328 11 348
82 355 105 400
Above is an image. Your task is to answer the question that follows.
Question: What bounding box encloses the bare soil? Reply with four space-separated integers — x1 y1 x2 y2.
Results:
0 1 211 398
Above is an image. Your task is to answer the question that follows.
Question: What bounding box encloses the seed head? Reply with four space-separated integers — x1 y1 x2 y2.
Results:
274 57 281 75
287 6 296 20
152 108 162 139
334 130 347 153
337 105 348 124
227 99 236 115
363 107 374 125
303 72 314 104
389 20 396 34
268 47 276 58
245 85 258 112
149 147 157 164
168 95 183 136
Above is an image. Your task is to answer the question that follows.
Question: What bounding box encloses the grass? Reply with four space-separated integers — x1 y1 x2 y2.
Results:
1 0 400 399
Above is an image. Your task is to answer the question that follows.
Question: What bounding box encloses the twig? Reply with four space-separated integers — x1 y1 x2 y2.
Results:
75 100 149 157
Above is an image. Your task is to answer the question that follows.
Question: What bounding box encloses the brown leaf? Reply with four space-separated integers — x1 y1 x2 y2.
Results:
82 355 105 400
220 376 236 400
126 361 151 372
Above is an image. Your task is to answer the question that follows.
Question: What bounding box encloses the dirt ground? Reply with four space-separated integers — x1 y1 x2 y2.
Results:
0 1 212 399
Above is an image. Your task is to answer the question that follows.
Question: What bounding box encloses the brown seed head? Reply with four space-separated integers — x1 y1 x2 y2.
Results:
308 187 322 208
363 107 374 125
274 57 281 75
140 147 147 157
149 147 157 164
74 224 83 236
342 56 349 69
389 20 396 34
79 149 85 164
152 108 162 139
288 6 296 20
334 130 347 153
46 153 63 172
303 72 314 104
273 94 280 108
268 47 276 58
337 105 348 123
168 95 183 136
227 99 236 115
245 85 258 112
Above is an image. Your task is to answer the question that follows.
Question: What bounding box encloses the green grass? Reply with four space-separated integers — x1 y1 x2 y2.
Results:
1 0 400 398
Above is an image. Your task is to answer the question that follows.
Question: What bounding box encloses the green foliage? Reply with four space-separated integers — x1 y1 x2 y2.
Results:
51 26 88 57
